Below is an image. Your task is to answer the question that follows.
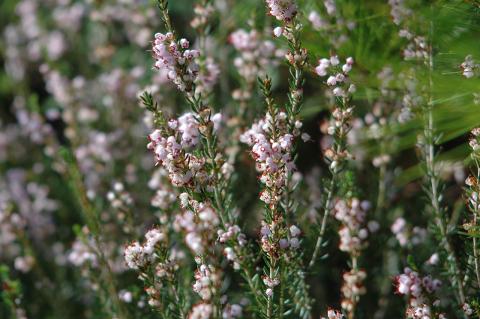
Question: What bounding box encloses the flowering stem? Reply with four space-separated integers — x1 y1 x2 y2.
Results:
308 175 336 268
376 162 387 217
348 256 358 319
157 0 174 35
422 45 466 305
309 95 351 269
60 147 129 319
467 158 480 289
474 214 480 288
267 262 274 319
170 283 187 319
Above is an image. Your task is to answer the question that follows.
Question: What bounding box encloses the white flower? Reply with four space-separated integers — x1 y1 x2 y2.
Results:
265 0 298 22
289 225 301 237
333 87 344 97
330 55 340 66
273 26 283 37
327 76 337 86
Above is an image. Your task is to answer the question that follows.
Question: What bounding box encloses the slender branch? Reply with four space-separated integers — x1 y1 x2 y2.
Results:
309 176 336 268
422 26 466 304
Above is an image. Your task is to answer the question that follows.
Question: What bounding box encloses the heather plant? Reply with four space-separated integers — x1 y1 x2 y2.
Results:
1 0 480 319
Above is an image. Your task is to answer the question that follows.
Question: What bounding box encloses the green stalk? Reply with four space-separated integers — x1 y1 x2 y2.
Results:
60 148 129 319
422 26 466 304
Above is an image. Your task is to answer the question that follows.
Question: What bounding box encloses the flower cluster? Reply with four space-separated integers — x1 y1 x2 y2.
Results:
315 55 355 97
222 304 243 319
107 182 133 213
193 264 220 301
188 263 222 319
174 203 219 255
229 29 281 100
68 238 97 268
463 303 474 316
395 268 442 319
196 58 220 95
391 217 427 247
149 169 177 210
333 198 371 255
190 3 215 30
388 1 429 63
324 107 355 170
152 32 200 92
469 128 480 153
189 303 213 319
147 111 221 188
124 228 166 270
265 0 298 22
388 0 411 26
333 198 373 315
218 224 247 269
240 114 299 205
461 55 478 79
260 223 301 253
341 269 367 313
307 1 355 49
321 309 344 319
263 274 280 297
398 31 428 61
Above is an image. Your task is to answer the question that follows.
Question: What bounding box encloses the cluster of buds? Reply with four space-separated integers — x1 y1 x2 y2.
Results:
218 224 247 270
308 0 338 30
260 223 302 253
229 29 282 100
190 3 215 30
107 182 133 210
240 114 299 205
307 1 355 49
388 0 411 26
174 203 219 255
259 223 302 297
193 264 221 301
463 303 474 316
341 269 367 314
464 128 480 237
14 255 35 273
68 238 97 268
188 263 221 319
147 111 222 189
461 55 478 79
124 227 180 309
285 47 308 69
124 228 166 270
196 57 220 95
308 11 329 31
145 285 163 308
388 0 429 63
263 274 280 297
333 198 371 256
265 0 298 22
148 168 177 211
395 268 442 319
321 309 344 319
469 128 480 154
154 258 180 281
222 304 243 318
391 217 427 247
152 32 200 92
398 31 429 62
323 106 355 171
189 303 213 319
315 55 355 97
151 188 176 211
